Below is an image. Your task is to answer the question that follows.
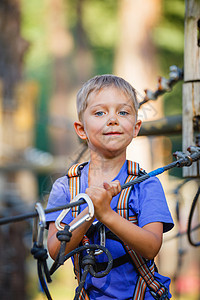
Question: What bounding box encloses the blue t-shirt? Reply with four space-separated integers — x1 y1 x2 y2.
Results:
46 161 174 300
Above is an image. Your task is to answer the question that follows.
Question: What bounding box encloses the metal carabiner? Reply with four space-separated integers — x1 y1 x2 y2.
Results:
33 202 46 247
55 193 94 232
92 222 106 256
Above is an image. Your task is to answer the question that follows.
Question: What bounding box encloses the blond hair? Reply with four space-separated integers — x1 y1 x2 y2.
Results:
76 74 139 121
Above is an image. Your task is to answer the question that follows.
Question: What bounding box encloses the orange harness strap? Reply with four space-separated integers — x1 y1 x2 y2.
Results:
67 161 168 300
117 160 167 300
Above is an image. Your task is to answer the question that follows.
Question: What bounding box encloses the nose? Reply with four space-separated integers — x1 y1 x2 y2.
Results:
107 115 119 126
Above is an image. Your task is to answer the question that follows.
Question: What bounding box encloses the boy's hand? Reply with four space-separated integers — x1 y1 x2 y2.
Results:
85 180 121 222
102 180 121 196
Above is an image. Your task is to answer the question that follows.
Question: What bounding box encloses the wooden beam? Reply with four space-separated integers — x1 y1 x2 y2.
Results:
139 115 182 136
182 0 200 177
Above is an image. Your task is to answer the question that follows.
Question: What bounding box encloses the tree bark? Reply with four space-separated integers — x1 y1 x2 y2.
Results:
182 0 200 177
0 1 30 299
0 0 29 108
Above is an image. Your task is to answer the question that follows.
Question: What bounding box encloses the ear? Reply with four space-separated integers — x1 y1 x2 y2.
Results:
133 119 142 138
74 121 88 140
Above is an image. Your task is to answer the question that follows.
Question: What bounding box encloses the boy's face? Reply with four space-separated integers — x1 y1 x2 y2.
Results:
74 86 141 158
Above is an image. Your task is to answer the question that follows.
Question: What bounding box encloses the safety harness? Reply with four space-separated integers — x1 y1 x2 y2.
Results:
67 161 169 300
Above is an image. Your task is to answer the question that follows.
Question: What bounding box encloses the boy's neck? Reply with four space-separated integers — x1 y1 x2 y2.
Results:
88 151 126 186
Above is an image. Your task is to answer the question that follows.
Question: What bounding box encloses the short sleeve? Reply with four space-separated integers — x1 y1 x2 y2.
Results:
130 177 174 233
45 176 73 226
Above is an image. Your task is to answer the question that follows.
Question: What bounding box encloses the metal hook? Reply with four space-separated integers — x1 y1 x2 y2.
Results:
94 224 106 256
187 145 200 154
55 193 94 231
33 202 46 247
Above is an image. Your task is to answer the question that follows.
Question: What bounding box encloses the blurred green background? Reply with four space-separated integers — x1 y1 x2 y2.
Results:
0 1 199 300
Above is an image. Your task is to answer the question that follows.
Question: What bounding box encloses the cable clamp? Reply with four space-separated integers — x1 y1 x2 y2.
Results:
173 151 193 167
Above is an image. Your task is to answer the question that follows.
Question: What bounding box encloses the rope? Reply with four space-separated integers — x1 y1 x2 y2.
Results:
56 224 72 265
31 242 52 300
1 145 198 300
121 148 199 189
50 244 113 300
0 147 199 226
0 198 85 225
50 244 113 277
164 223 200 242
31 223 113 300
187 186 200 247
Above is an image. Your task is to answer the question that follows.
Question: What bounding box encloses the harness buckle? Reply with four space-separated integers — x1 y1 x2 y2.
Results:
150 283 169 300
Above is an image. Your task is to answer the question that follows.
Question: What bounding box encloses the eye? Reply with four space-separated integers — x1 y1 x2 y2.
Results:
119 111 128 116
95 111 105 116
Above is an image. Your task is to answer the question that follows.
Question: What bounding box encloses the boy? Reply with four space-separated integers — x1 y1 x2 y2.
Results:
46 75 174 299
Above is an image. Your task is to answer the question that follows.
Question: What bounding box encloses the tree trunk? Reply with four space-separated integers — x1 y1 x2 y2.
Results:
0 1 30 299
0 0 29 108
0 192 27 300
114 0 163 171
182 0 200 177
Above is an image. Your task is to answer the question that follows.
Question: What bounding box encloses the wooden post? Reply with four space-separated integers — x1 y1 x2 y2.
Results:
0 81 2 160
182 0 200 177
0 1 31 299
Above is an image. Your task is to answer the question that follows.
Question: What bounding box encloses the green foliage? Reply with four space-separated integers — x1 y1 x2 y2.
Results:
21 0 185 155
67 0 118 75
21 0 185 117
82 0 119 48
21 0 53 151
153 0 184 116
67 0 118 47
21 0 50 71
82 0 119 75
152 0 185 178
154 0 184 57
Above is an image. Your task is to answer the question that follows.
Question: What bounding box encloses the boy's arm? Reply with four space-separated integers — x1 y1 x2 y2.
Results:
101 213 163 260
47 207 95 260
86 181 163 260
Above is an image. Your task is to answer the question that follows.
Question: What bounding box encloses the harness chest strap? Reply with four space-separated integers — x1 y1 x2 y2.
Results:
67 161 168 300
117 161 167 300
68 162 89 300
68 162 88 218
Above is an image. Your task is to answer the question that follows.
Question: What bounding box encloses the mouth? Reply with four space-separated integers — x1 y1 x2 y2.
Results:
103 132 123 136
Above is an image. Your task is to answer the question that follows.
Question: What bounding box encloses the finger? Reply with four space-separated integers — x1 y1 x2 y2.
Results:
103 181 111 191
103 181 121 197
111 180 121 194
